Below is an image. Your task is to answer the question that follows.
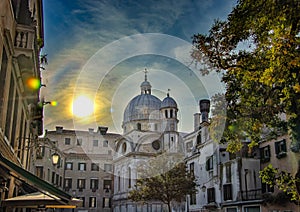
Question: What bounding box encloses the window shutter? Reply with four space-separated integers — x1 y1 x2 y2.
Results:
282 139 287 152
275 142 280 154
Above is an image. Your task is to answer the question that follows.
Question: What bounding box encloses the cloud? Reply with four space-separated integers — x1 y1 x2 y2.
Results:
43 0 235 132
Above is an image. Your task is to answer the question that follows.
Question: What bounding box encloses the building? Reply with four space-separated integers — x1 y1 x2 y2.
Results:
184 100 263 212
45 126 121 212
112 72 185 212
0 0 81 210
259 136 299 212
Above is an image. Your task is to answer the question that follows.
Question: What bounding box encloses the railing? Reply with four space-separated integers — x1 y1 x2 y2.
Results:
240 189 262 201
14 25 35 50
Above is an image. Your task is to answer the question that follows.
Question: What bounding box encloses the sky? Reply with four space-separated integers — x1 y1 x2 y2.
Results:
42 0 237 134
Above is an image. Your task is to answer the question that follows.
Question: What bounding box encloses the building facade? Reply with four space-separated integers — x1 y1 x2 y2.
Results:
0 0 44 209
0 1 81 211
184 100 263 212
259 136 299 212
45 126 121 212
113 72 185 212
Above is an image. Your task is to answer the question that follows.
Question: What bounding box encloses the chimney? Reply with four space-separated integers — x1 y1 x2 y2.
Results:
88 128 94 134
199 99 210 123
97 126 108 135
194 113 201 131
56 126 63 133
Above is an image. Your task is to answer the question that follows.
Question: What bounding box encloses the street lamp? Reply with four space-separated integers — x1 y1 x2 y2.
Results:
51 152 60 166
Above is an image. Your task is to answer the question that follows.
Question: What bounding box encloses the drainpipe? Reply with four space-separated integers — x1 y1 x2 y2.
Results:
244 169 249 200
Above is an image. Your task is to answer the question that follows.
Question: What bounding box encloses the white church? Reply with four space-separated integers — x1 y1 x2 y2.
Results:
112 71 186 212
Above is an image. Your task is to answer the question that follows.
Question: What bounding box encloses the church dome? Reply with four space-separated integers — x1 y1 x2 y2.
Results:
123 70 162 124
161 94 177 109
123 94 161 123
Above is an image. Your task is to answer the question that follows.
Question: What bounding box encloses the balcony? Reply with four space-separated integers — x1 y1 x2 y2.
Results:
240 189 262 201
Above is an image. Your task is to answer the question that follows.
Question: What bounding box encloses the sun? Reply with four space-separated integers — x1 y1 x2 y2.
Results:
72 95 94 118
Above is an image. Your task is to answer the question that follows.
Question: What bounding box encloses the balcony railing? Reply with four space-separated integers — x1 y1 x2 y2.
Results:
240 189 262 201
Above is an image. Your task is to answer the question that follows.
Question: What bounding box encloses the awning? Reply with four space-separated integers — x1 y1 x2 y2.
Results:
0 153 81 207
1 192 81 208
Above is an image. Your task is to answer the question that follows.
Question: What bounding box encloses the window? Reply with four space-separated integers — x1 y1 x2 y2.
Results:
128 167 131 188
226 164 231 183
65 138 71 145
36 166 43 179
91 163 99 171
189 162 195 177
152 140 161 150
36 146 45 158
244 206 260 212
47 168 50 181
186 141 193 152
90 179 99 190
122 143 127 153
65 162 73 170
226 208 237 212
51 171 55 184
55 174 59 185
64 178 72 190
103 197 110 208
206 156 213 171
170 109 173 118
223 184 232 201
137 123 141 130
93 140 98 147
165 110 168 118
207 187 215 203
262 182 274 193
104 164 112 172
103 140 108 147
118 174 121 191
77 138 82 146
260 145 271 162
190 193 196 205
0 48 8 122
104 180 112 191
78 163 86 171
196 132 202 145
89 197 96 208
77 179 86 189
275 139 287 159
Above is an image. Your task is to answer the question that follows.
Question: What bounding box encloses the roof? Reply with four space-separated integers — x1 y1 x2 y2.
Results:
161 95 177 108
123 94 161 123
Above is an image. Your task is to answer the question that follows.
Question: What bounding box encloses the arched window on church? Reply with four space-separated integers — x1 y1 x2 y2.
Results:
128 167 131 188
170 109 173 118
165 110 168 118
137 123 141 130
118 172 120 191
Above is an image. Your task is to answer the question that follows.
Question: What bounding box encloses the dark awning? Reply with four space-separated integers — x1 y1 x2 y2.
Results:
0 153 80 207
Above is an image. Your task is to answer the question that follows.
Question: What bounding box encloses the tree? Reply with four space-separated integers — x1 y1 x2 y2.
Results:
128 154 196 212
192 0 300 200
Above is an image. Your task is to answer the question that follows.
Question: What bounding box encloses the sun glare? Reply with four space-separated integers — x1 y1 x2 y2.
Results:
72 95 94 118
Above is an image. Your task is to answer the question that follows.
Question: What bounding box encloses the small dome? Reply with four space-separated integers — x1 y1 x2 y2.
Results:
141 80 151 87
161 94 177 109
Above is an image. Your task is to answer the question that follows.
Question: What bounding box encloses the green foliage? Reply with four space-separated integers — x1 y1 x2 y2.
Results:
128 154 196 212
192 0 300 151
260 164 300 201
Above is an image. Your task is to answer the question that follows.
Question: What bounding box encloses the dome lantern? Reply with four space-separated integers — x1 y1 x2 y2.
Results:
140 68 151 94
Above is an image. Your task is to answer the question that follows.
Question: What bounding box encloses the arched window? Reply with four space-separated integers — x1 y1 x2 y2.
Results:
118 172 120 191
165 110 168 118
170 109 173 118
128 167 131 188
122 143 127 153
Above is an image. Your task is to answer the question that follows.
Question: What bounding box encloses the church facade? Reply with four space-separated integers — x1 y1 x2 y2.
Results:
112 72 185 212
